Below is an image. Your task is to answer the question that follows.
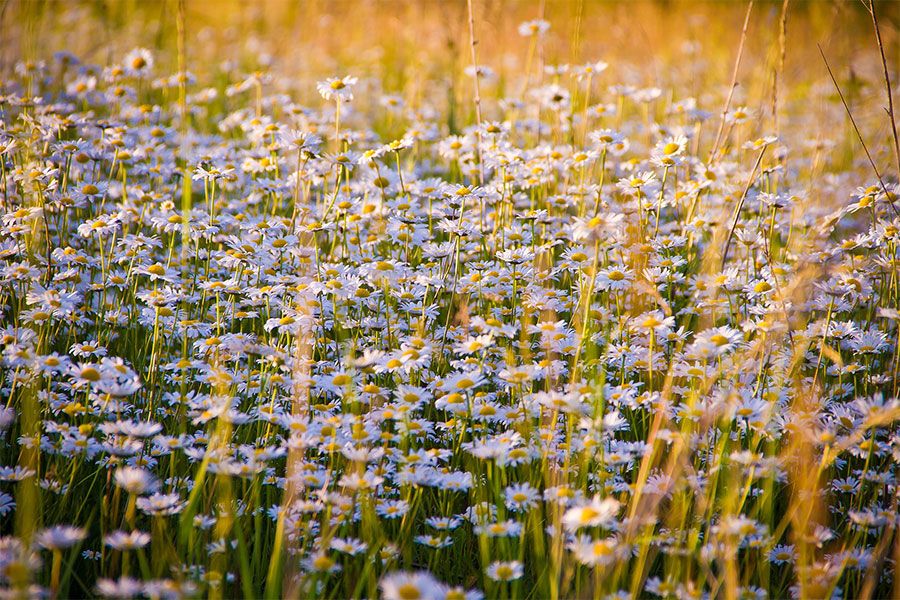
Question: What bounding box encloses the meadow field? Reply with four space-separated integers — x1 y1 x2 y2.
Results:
2 0 900 598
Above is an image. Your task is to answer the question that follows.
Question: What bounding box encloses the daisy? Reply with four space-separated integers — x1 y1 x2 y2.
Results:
769 544 796 565
485 561 524 582
517 19 550 37
691 326 744 358
317 75 359 102
633 311 675 336
568 535 621 566
440 370 486 394
123 47 154 76
69 363 106 388
104 530 151 550
114 467 158 495
96 577 144 598
562 496 620 530
329 537 368 556
474 519 523 538
70 340 107 358
596 266 634 291
0 492 14 515
35 525 86 550
380 571 445 600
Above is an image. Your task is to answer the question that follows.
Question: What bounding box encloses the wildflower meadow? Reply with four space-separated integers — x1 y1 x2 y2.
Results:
2 1 900 598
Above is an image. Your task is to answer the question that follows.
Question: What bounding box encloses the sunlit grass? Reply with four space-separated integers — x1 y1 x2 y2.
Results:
1 1 900 598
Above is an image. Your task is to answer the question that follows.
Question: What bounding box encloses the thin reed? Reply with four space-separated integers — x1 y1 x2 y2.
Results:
0 1 899 598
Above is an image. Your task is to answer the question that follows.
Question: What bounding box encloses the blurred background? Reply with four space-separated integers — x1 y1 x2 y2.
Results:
1 0 898 170
2 1 895 89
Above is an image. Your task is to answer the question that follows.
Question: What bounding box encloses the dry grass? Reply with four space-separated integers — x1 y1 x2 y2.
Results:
1 1 899 598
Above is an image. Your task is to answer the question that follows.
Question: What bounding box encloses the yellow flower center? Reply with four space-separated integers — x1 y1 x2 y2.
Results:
80 367 101 381
710 334 729 346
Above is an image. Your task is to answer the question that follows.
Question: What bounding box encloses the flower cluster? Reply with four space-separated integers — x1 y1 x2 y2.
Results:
1 22 900 599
